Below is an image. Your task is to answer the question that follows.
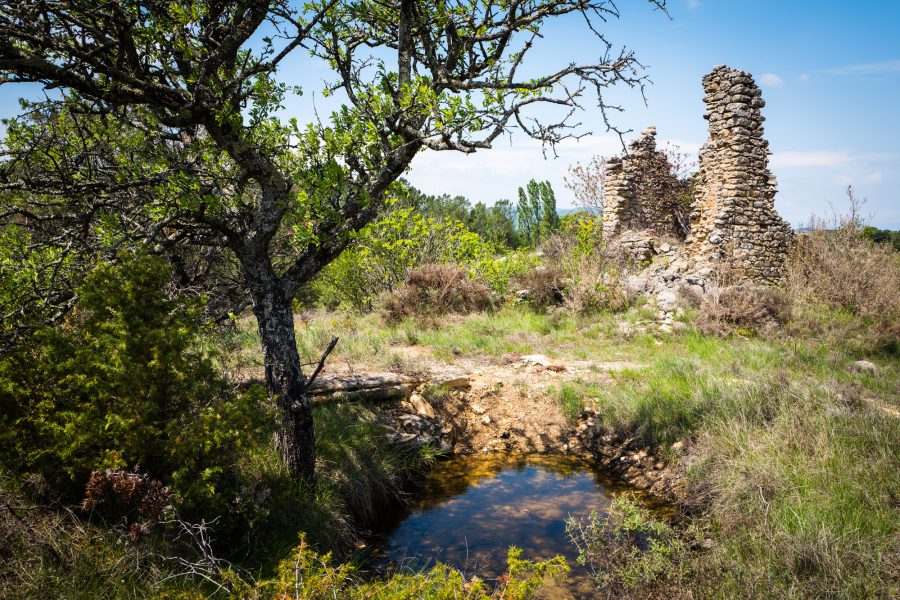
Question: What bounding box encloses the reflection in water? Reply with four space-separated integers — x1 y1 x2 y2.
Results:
370 454 669 597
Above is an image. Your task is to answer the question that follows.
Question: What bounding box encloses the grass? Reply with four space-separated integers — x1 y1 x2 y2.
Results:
254 302 899 599
556 383 586 422
211 299 900 598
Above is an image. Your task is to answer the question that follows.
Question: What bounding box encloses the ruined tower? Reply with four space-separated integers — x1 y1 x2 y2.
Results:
601 126 683 239
600 65 792 284
687 65 792 282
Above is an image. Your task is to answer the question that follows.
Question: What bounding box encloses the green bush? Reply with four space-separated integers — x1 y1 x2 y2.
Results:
0 252 265 519
161 533 567 600
566 497 693 597
314 205 535 310
558 210 604 255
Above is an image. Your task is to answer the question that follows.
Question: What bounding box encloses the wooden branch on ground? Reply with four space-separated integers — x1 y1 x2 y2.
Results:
308 372 420 403
305 336 339 388
307 372 471 404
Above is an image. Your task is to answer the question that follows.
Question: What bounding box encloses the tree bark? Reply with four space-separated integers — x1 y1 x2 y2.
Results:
249 276 315 481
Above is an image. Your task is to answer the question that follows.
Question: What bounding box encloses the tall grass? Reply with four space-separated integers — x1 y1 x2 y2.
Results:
585 337 899 598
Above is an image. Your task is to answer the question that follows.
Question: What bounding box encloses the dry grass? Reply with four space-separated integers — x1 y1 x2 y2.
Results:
688 283 790 337
786 225 899 324
784 194 900 352
513 265 566 310
382 264 493 324
530 234 632 314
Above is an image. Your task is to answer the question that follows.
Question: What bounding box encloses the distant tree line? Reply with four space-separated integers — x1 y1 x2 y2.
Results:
862 226 900 252
396 178 561 250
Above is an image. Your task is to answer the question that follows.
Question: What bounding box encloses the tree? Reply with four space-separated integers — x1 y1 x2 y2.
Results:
395 183 472 224
517 179 558 246
0 0 667 480
565 155 606 213
539 180 560 239
490 199 522 249
517 185 540 246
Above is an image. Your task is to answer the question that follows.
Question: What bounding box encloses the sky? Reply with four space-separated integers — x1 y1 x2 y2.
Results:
403 0 900 228
0 0 898 227
408 0 900 229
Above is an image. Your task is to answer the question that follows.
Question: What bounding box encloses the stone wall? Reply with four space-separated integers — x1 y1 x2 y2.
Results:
687 65 792 282
600 65 792 284
601 126 683 239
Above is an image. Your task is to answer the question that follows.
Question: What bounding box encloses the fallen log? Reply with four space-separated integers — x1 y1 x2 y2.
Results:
308 373 421 403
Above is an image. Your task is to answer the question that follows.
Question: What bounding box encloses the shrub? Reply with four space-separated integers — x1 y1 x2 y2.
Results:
514 266 567 310
784 193 900 352
468 249 540 296
692 284 790 337
315 206 525 310
382 264 493 323
81 469 171 540
519 233 631 314
566 497 694 598
559 210 604 249
0 252 265 519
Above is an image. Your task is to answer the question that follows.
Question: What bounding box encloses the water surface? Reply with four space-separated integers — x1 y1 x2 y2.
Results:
371 454 668 596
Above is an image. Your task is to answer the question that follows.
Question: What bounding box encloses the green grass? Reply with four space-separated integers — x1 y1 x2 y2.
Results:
556 383 586 423
224 303 899 598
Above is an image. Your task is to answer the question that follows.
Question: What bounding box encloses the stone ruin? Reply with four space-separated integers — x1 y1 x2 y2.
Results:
601 125 684 240
601 65 793 290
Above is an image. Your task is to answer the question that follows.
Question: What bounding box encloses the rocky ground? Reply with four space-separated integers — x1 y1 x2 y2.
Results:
311 349 688 505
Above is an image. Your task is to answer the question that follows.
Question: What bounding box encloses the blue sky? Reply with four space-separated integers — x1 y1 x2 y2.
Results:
405 0 900 228
1 1 898 227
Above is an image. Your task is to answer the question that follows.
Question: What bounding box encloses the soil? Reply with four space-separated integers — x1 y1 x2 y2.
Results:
314 347 688 505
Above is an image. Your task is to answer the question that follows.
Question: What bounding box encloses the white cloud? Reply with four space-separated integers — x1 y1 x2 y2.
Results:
824 59 900 76
686 0 701 9
830 171 883 186
759 73 784 88
864 171 884 183
771 151 851 169
798 73 810 82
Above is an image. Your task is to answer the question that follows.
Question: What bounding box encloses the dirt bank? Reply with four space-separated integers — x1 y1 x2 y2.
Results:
312 350 688 506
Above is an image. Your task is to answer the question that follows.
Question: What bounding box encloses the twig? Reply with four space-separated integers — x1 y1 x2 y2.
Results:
0 497 66 568
306 336 339 388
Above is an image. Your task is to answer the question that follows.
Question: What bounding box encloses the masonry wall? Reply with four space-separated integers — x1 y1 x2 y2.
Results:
601 65 793 284
601 126 682 239
687 65 792 282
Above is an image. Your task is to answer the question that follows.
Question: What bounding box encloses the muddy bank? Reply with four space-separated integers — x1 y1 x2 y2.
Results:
368 368 687 506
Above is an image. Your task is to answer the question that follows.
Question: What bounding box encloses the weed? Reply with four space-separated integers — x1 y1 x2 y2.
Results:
383 264 493 324
691 283 790 336
566 497 696 598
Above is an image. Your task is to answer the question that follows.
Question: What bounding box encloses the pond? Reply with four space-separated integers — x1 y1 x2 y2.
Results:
369 453 671 597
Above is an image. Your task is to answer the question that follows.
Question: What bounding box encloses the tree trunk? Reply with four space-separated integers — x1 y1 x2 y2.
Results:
250 283 315 481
